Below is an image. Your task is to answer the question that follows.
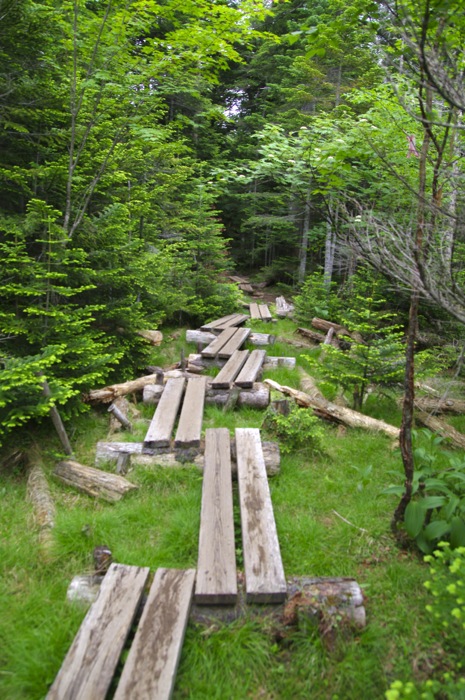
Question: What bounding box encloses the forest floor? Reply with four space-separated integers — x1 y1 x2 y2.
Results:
1 299 465 699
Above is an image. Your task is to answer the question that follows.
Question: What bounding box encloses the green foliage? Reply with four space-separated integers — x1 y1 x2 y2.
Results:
263 404 325 454
294 269 341 322
386 543 465 700
381 430 465 553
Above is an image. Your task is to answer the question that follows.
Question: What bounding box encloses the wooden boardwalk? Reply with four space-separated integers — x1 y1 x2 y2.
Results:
174 376 206 448
236 428 286 603
201 326 251 360
249 303 272 321
211 350 249 389
144 377 185 449
201 313 248 333
196 429 237 604
235 349 266 389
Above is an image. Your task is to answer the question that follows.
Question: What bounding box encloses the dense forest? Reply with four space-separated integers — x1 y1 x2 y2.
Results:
2 1 465 697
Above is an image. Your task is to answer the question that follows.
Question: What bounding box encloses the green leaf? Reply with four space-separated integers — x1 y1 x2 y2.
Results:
423 520 451 542
379 484 404 497
404 501 426 538
420 496 447 510
450 517 465 548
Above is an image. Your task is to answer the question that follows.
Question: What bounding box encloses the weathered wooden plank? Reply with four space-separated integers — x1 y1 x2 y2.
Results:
212 314 249 331
236 428 286 603
201 314 246 332
259 304 272 321
174 376 206 448
235 349 266 389
249 303 261 320
113 568 196 700
143 377 185 448
218 327 251 359
211 350 250 389
196 429 237 604
47 563 150 700
201 327 238 358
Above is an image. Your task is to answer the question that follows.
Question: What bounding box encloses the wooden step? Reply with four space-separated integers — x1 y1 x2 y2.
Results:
249 302 261 320
211 350 250 389
235 428 286 603
201 313 247 332
47 563 150 700
174 376 206 448
196 429 237 604
218 327 251 359
235 349 266 389
259 304 272 321
113 568 196 700
201 326 237 358
143 377 185 449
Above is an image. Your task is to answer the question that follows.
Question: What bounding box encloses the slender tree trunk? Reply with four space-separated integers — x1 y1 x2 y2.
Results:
298 187 311 284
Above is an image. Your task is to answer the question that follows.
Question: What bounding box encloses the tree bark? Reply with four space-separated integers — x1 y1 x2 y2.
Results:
85 373 166 403
265 378 399 439
27 457 56 557
54 460 138 502
413 396 465 414
416 411 465 450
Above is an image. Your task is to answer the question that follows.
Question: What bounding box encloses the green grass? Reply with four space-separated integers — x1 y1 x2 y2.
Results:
1 325 464 699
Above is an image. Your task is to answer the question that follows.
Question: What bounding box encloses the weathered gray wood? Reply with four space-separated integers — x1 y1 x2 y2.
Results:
108 402 132 431
211 350 250 389
235 428 286 603
142 384 165 404
201 326 238 358
174 376 206 448
47 563 150 700
196 429 237 604
275 296 294 317
115 452 130 475
218 327 251 359
250 302 261 319
201 313 247 332
144 377 185 448
53 460 138 502
86 373 167 404
235 349 266 388
263 356 296 369
259 304 272 320
113 568 195 700
207 382 269 409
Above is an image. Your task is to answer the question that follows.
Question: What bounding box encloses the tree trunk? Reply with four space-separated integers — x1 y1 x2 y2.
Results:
265 378 399 439
416 411 465 450
85 373 167 403
413 396 465 414
54 460 138 502
27 458 56 557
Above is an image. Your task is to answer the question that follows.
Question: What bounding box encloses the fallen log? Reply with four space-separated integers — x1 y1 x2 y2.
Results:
206 382 270 409
54 460 138 502
416 412 465 450
186 329 275 346
413 396 465 415
95 440 280 476
186 354 294 373
27 458 55 556
311 317 364 344
85 373 166 403
265 378 400 439
296 327 327 344
136 329 163 345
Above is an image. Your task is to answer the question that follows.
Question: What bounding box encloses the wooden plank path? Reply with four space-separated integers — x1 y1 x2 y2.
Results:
47 563 150 700
250 303 272 321
201 313 248 332
114 568 195 700
211 350 249 389
196 429 237 604
143 377 185 449
218 327 251 359
174 376 206 448
235 349 266 389
201 326 237 358
236 428 286 603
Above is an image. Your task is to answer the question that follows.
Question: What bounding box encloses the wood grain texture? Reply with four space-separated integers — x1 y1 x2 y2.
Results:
218 327 251 359
196 429 237 604
53 460 137 502
201 327 238 358
143 377 185 448
235 428 286 603
47 563 150 700
259 304 272 320
249 303 260 319
113 568 196 700
201 313 246 331
174 376 206 448
211 350 250 389
235 349 266 389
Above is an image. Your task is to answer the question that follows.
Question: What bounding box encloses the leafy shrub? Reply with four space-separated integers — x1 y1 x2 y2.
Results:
263 405 325 454
294 270 341 323
385 544 465 700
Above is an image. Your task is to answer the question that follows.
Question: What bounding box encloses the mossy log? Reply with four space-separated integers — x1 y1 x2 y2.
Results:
416 412 465 449
54 460 138 502
265 378 400 439
414 396 465 414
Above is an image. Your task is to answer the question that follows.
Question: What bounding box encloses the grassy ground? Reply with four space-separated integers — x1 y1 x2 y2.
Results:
0 318 463 699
